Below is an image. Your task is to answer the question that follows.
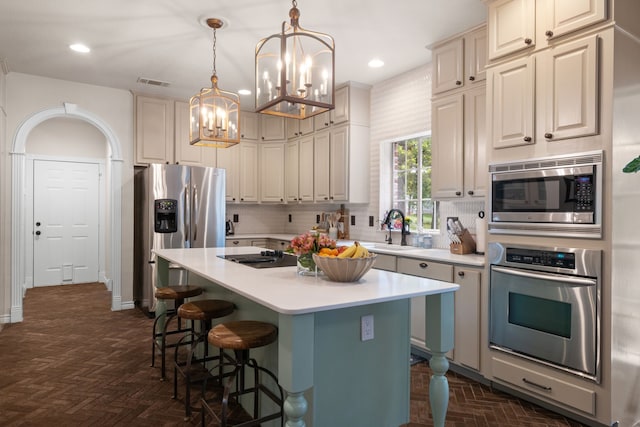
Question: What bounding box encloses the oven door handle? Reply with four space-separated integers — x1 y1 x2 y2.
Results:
492 266 597 287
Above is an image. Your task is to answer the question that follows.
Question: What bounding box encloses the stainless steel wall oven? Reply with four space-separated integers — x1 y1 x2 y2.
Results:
488 242 602 382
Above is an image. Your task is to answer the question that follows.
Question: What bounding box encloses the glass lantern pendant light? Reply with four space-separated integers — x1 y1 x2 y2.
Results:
255 0 335 119
189 18 240 148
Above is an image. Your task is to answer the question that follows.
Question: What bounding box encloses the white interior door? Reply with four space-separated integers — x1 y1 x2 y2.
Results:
33 160 100 286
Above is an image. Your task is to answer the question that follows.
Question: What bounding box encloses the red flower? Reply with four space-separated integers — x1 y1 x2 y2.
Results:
287 232 336 256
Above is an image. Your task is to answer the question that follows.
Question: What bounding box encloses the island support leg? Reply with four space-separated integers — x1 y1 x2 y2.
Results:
278 313 314 427
424 292 455 427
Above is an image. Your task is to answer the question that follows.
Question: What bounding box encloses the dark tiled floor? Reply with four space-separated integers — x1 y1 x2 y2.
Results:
0 283 588 426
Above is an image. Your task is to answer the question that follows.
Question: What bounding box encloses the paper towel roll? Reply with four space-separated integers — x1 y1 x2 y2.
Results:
475 217 487 254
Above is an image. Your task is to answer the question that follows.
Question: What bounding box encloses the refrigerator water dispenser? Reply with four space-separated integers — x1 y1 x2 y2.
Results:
154 199 178 233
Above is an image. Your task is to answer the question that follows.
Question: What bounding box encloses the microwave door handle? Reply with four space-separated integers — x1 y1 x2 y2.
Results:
492 266 597 287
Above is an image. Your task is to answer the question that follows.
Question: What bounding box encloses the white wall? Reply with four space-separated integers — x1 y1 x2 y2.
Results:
0 73 134 320
0 65 7 324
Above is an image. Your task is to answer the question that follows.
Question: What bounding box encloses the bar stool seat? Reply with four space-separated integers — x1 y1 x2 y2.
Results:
173 299 236 420
201 320 283 427
151 285 203 380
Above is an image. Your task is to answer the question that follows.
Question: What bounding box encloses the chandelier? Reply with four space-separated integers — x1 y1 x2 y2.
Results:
255 0 335 119
189 18 240 148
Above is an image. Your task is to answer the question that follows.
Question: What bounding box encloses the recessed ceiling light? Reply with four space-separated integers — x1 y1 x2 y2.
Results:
238 89 252 96
368 58 384 68
69 43 91 53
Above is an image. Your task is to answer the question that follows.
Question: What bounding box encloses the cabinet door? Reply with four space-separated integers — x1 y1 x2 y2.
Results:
432 38 464 94
454 267 481 370
135 96 174 164
488 0 535 60
260 115 286 141
286 118 300 139
431 94 464 198
299 117 314 135
329 125 349 201
285 140 300 202
541 35 598 142
240 111 259 140
174 101 215 167
466 26 487 84
260 142 285 203
489 56 535 149
239 142 258 202
464 86 487 198
332 85 349 124
216 145 240 202
314 111 332 131
544 0 607 41
298 135 315 201
216 144 241 202
313 130 331 201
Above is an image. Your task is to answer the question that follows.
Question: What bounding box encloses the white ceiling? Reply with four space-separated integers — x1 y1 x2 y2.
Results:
0 0 487 107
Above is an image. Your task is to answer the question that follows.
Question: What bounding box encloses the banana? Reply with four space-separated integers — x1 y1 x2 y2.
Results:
338 243 358 258
352 242 366 258
360 245 370 257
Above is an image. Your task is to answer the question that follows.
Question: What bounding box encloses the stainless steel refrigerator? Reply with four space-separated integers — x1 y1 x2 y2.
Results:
134 163 225 313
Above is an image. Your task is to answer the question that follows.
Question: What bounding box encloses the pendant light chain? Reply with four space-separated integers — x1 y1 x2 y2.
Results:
212 27 217 76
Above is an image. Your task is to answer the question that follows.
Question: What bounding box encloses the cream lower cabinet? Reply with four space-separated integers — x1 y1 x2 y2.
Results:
399 257 482 371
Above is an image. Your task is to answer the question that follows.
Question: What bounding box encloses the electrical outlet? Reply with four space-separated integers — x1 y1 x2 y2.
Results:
361 315 374 341
369 216 374 227
288 214 292 223
233 214 239 222
351 215 356 226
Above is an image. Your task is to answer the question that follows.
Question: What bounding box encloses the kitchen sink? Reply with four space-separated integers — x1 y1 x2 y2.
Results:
369 244 417 252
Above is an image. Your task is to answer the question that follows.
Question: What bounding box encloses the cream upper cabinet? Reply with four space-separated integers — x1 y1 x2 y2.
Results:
260 115 286 141
298 136 315 202
433 26 487 95
332 85 349 124
238 141 259 202
239 111 259 140
487 0 607 60
431 94 465 198
487 0 535 60
432 38 464 94
216 145 240 202
260 142 285 203
329 125 349 201
314 111 332 132
286 117 314 139
135 95 174 164
285 140 300 202
174 101 215 167
313 130 331 201
488 56 535 149
463 86 488 197
539 35 599 142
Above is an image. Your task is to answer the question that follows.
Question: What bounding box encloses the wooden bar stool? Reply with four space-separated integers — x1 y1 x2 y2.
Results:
173 299 236 420
151 285 203 380
200 320 284 427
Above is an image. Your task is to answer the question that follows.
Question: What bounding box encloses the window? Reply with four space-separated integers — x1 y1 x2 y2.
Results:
389 134 436 232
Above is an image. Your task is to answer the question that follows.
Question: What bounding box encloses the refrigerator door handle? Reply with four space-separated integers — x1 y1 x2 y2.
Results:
184 186 189 244
192 184 198 242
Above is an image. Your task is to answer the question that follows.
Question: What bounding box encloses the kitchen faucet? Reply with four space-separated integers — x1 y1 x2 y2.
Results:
383 209 409 246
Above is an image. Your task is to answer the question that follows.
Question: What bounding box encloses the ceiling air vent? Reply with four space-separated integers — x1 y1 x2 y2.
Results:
137 77 170 87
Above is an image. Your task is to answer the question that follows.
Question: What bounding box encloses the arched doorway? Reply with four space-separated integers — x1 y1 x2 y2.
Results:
10 102 123 322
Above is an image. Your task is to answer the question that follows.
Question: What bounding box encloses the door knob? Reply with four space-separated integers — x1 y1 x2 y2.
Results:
35 231 41 236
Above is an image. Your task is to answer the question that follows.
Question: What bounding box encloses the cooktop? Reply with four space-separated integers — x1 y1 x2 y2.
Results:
218 250 298 269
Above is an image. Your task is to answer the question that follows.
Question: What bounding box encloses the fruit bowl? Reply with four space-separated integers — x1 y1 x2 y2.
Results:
312 253 377 282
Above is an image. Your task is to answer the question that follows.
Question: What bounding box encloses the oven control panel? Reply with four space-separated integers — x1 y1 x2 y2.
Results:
506 248 576 269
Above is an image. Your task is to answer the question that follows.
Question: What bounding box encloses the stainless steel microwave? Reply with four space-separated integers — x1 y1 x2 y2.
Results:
489 151 603 238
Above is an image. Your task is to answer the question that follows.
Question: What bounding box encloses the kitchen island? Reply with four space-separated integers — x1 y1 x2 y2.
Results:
154 246 459 427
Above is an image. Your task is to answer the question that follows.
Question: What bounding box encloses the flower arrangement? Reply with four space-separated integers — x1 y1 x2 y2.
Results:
287 232 336 275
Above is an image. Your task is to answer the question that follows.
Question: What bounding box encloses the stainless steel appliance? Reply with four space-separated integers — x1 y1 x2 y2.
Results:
134 164 225 312
488 242 602 382
219 251 297 268
489 151 603 238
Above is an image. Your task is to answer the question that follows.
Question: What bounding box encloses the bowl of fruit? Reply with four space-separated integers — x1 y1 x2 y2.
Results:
312 242 377 282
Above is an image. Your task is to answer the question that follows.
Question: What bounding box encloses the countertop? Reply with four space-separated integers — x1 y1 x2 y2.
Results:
225 233 486 267
153 246 459 315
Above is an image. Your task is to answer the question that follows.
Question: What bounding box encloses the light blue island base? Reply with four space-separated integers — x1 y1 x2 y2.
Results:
154 248 456 427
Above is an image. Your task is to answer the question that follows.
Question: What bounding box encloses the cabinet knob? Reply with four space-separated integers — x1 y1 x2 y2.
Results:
330 120 334 124
455 191 462 196
544 133 553 140
324 122 329 126
458 271 465 277
165 161 170 164
419 262 428 269
545 30 554 38
241 134 245 138
280 198 284 202
456 80 462 86
524 136 532 142
240 198 244 201
469 76 475 81
467 190 474 196
324 197 329 200
35 230 41 236
261 136 265 140
329 196 334 200
524 38 532 45
176 162 179 165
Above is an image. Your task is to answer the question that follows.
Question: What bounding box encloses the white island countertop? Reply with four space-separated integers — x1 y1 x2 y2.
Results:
153 246 460 315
